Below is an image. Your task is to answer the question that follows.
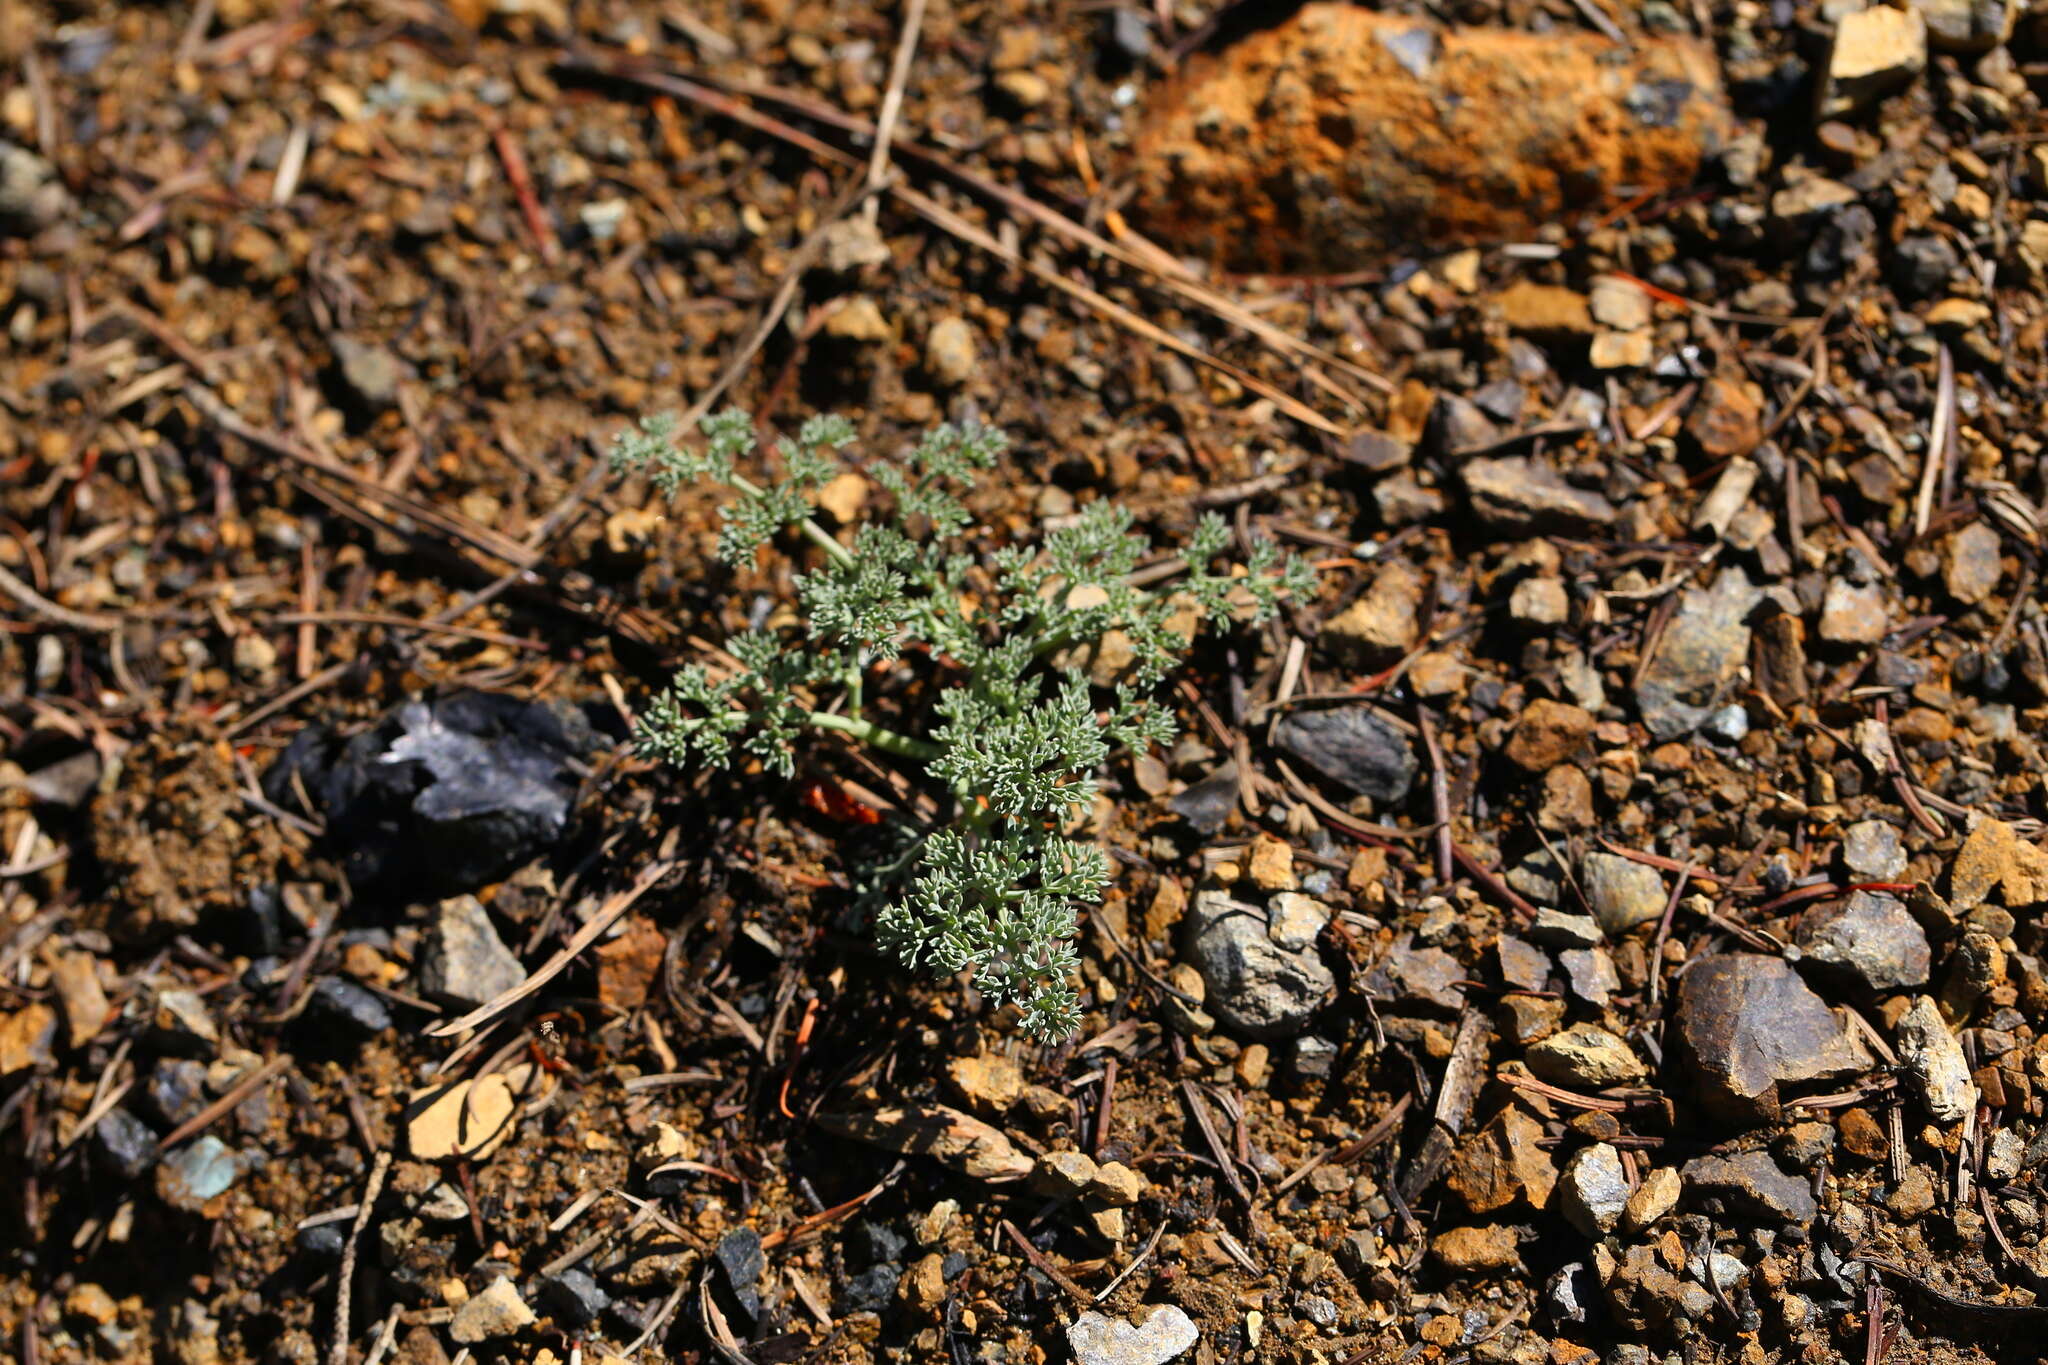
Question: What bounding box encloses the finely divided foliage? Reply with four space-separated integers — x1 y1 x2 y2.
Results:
613 410 1313 1040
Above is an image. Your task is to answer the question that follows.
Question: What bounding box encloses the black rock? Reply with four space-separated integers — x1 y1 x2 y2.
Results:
241 885 289 956
839 1262 902 1314
941 1250 970 1279
298 1222 348 1256
262 691 596 897
1168 764 1239 836
141 1060 210 1129
307 978 393 1037
854 1221 908 1266
1273 707 1416 805
715 1227 766 1322
537 1267 611 1327
94 1108 159 1181
1890 234 1959 300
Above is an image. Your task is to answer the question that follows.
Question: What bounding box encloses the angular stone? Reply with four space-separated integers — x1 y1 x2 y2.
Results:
1675 954 1870 1123
0 1003 57 1076
1031 1149 1100 1196
1943 522 2004 605
1088 1161 1145 1207
1529 909 1602 948
1560 948 1621 1008
1819 6 1927 118
924 316 978 388
1432 1224 1521 1273
405 1076 517 1161
1951 819 2048 910
156 1136 246 1212
1685 376 1763 460
1559 1143 1629 1235
1819 579 1888 645
1795 891 1930 994
1580 852 1668 935
1908 0 2015 52
1497 282 1594 335
1895 996 1975 1123
1245 835 1297 893
1322 562 1424 665
1527 1024 1648 1089
1504 698 1595 772
946 1053 1026 1115
1448 1104 1559 1213
1184 891 1335 1038
448 1276 534 1343
1496 934 1551 993
1462 457 1617 535
1681 1151 1816 1225
416 896 526 1010
1842 820 1908 880
1273 707 1417 805
1623 1166 1683 1231
1368 935 1465 1015
50 952 110 1046
1635 569 1763 738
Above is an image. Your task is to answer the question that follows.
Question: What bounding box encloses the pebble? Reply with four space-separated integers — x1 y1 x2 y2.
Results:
1675 954 1870 1122
945 1053 1025 1115
1322 562 1424 664
1682 1151 1816 1225
1579 852 1668 935
157 1136 247 1211
0 1003 57 1075
1245 835 1298 893
1635 569 1762 738
142 1059 211 1128
716 1227 767 1320
1794 890 1930 993
1559 1143 1630 1235
405 1076 516 1160
1986 1128 2025 1182
331 336 406 411
1909 0 2016 54
1272 706 1417 805
50 951 110 1046
840 1262 903 1313
1887 1165 1937 1220
1496 281 1594 335
1509 577 1569 626
822 217 890 273
1623 1167 1683 1231
417 896 526 1009
1089 1161 1145 1207
64 1283 119 1326
1685 376 1764 460
1496 934 1551 993
1942 522 2003 605
1370 936 1466 1014
1447 1104 1558 1212
94 1107 160 1180
1066 1305 1199 1365
1461 456 1617 535
0 140 72 232
447 1276 534 1343
1819 578 1889 644
1819 6 1927 118
924 316 979 388
151 988 221 1051
1031 1150 1100 1197
536 1268 609 1327
1184 891 1335 1038
1430 1224 1520 1273
1842 819 1908 880
308 978 393 1037
1589 275 1652 331
1503 698 1594 772
1527 1024 1648 1089
1528 908 1603 948
1894 996 1976 1123
1950 817 2048 910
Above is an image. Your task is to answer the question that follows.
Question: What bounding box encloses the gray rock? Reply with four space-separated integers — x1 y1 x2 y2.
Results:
1272 707 1416 805
1794 891 1930 994
1546 1262 1598 1325
1559 1143 1630 1235
1675 954 1870 1123
1560 947 1621 1008
1895 996 1975 1123
1819 578 1888 644
1366 934 1464 1015
1704 704 1750 743
1067 1305 1199 1365
1635 569 1763 739
1681 1151 1816 1225
0 141 70 234
1529 909 1602 949
94 1108 159 1181
1496 934 1551 992
1842 820 1908 880
537 1267 609 1327
1986 1128 2025 1183
1580 852 1668 935
1184 891 1334 1039
1461 457 1617 535
416 896 527 1009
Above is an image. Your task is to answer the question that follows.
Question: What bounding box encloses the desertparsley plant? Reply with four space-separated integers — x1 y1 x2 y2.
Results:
612 409 1312 1040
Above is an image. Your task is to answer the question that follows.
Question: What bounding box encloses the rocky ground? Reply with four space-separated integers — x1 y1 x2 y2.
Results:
5 0 2048 1362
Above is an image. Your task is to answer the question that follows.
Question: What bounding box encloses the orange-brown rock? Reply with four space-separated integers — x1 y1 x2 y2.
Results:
1132 6 1732 270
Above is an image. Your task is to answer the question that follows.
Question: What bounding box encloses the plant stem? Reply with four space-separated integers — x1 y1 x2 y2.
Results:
806 710 942 761
730 472 856 569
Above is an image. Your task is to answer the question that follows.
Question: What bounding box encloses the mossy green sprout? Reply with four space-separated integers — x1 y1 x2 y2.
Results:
613 409 1314 1040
